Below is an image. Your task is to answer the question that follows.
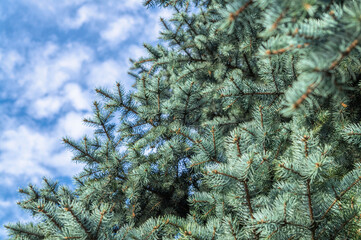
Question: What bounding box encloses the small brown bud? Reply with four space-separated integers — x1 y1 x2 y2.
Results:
304 3 312 10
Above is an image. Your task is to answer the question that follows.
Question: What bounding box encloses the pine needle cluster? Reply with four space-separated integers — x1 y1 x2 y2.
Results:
5 0 361 239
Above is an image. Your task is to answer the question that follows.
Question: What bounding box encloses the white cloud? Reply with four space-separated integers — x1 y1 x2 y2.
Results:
87 60 124 88
18 42 93 96
31 95 64 119
0 200 40 238
29 83 91 119
55 45 91 72
63 4 105 29
0 115 92 179
0 200 12 208
0 50 24 77
100 16 140 46
143 8 175 42
56 111 93 139
63 83 91 111
11 43 93 110
0 176 18 187
100 0 143 11
23 0 144 28
0 0 180 233
39 42 58 58
22 0 86 15
122 0 143 9
126 44 148 61
4 43 94 118
49 150 84 175
0 125 55 177
22 0 143 19
15 0 174 45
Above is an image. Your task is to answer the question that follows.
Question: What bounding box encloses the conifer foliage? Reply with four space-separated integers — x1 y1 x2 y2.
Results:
5 0 361 239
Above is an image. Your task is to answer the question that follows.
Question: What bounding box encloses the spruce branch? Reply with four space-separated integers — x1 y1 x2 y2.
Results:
321 176 361 220
329 38 359 70
278 163 303 178
95 209 106 238
301 135 309 157
4 224 45 239
63 138 100 164
328 211 359 239
229 0 254 22
270 8 288 31
233 135 242 157
227 220 237 240
160 17 193 58
7 0 361 238
37 205 62 230
264 43 310 55
63 205 94 240
306 179 316 239
291 82 318 110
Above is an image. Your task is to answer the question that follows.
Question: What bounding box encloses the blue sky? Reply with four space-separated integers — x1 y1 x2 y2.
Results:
0 0 174 237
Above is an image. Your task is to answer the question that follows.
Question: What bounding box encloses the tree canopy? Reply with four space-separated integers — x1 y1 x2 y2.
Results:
5 0 361 239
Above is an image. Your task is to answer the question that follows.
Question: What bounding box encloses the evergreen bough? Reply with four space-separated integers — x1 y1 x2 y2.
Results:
5 0 361 239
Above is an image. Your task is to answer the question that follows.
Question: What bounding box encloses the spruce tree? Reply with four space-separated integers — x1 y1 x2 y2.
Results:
5 0 361 239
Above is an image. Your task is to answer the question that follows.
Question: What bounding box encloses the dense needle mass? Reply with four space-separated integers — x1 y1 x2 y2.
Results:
5 0 361 239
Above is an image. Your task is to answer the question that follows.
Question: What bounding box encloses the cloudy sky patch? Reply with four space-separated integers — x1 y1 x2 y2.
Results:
0 1 174 237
